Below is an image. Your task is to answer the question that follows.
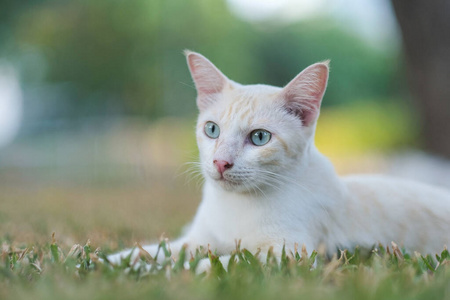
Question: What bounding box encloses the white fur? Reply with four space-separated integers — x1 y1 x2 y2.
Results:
108 52 450 269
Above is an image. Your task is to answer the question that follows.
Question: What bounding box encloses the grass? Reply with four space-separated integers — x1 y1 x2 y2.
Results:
1 235 449 300
0 105 445 300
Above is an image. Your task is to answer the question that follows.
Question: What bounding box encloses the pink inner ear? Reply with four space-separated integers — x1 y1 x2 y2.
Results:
187 53 226 95
282 63 329 126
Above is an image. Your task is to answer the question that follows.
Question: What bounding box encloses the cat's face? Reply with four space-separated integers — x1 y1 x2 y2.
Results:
196 84 307 193
186 51 329 193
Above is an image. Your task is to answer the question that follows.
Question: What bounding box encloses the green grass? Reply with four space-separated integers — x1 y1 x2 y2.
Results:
1 235 449 300
0 109 444 300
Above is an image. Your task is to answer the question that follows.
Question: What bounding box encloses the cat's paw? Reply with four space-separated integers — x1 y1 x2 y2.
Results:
105 253 122 266
105 250 156 273
106 249 138 266
194 255 232 275
195 258 212 275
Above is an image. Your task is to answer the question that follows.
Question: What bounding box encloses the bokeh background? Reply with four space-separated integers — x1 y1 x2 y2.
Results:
1 0 449 249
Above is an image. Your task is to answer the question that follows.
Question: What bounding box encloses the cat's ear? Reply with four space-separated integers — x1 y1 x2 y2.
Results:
185 50 228 111
281 61 330 126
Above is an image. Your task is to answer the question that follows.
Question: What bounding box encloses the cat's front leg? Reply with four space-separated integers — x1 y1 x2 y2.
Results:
106 247 138 266
193 249 285 275
106 238 188 266
193 244 287 275
195 255 232 275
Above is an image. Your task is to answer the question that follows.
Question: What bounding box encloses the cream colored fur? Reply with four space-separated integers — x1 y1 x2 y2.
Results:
108 52 450 269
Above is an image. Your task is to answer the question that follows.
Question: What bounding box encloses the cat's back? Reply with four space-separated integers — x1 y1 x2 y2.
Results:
342 174 450 212
337 174 450 253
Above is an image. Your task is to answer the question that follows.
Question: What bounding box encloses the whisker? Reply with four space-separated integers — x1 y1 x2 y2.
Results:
176 160 205 188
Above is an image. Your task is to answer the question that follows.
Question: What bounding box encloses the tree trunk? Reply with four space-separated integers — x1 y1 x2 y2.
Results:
391 0 450 158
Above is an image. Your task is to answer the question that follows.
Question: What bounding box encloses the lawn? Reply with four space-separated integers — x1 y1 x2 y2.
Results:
1 164 448 300
1 234 449 300
1 106 448 300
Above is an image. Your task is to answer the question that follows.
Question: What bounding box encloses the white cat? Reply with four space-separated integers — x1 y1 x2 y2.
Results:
108 51 450 269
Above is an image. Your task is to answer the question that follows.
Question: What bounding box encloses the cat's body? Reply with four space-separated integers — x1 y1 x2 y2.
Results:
108 52 450 267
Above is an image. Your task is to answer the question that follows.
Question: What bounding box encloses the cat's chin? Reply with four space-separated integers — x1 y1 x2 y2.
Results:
205 171 265 194
210 177 264 194
214 178 243 191
206 177 246 193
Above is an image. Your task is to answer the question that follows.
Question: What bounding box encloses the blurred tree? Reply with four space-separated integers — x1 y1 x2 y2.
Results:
1 0 401 131
253 21 400 107
12 0 258 120
392 0 450 158
0 0 37 54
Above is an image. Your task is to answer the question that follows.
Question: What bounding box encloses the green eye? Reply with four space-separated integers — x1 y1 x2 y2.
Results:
204 121 220 139
250 129 271 146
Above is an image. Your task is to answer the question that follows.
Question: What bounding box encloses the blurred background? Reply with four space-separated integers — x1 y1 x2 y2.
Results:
0 0 449 248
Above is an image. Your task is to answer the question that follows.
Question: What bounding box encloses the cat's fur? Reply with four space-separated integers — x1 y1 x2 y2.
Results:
108 51 450 268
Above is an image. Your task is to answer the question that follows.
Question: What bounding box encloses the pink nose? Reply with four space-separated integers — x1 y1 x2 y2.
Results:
213 160 233 175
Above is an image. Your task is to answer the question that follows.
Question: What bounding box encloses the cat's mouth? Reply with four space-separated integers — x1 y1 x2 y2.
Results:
216 178 243 191
217 176 241 185
206 168 256 192
210 172 243 188
214 173 256 192
210 171 269 194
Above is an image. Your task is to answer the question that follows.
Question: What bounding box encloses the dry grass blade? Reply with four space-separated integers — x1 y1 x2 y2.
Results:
391 241 404 261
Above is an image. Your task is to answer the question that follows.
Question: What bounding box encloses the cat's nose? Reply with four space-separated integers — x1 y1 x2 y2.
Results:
213 160 233 175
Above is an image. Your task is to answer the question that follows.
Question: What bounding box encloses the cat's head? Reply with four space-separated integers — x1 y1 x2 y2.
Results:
186 51 329 193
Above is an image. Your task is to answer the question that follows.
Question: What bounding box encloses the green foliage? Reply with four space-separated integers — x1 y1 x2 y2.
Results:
1 0 404 122
1 236 449 300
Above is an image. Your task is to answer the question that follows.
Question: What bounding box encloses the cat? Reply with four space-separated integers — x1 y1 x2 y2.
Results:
107 51 450 270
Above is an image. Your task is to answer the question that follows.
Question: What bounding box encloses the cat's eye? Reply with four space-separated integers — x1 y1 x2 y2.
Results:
250 129 271 146
204 121 220 139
